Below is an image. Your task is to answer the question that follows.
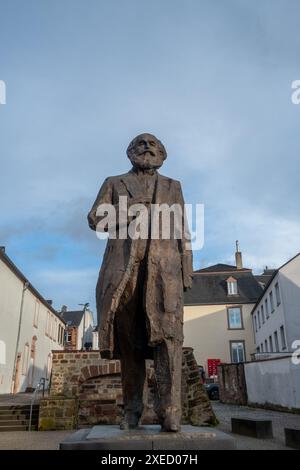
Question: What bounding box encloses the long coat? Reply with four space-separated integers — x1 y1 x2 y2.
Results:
88 170 193 359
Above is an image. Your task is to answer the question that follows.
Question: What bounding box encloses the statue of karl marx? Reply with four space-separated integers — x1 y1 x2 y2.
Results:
88 133 193 432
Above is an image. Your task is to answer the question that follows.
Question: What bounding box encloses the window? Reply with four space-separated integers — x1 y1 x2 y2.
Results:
260 343 264 352
227 307 243 329
275 283 281 306
265 339 268 352
261 305 265 324
33 301 40 328
53 319 57 342
280 325 286 350
269 291 274 312
65 330 72 343
230 341 245 363
256 347 260 353
45 311 50 336
61 326 65 345
269 336 273 353
258 310 261 329
227 277 238 295
265 298 269 319
274 331 279 352
47 353 52 379
58 324 64 345
50 316 54 339
22 343 29 375
254 315 258 333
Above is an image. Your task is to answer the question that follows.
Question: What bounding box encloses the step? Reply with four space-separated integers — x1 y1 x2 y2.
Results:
0 419 38 426
0 407 39 415
0 423 38 433
0 405 39 411
0 413 39 421
0 425 38 432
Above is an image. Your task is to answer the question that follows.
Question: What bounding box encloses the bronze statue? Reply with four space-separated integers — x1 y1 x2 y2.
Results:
88 133 193 432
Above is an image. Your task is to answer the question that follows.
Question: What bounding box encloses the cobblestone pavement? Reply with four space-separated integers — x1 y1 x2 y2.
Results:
212 401 300 450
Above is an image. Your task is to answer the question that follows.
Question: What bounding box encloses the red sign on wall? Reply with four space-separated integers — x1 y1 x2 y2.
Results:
207 358 221 377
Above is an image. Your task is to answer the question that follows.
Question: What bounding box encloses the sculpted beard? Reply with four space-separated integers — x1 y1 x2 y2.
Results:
127 134 167 170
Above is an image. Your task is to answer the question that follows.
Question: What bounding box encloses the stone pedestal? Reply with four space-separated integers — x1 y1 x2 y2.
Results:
60 425 235 450
231 418 273 439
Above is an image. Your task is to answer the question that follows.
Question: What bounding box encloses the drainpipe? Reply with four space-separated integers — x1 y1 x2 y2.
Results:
11 281 29 393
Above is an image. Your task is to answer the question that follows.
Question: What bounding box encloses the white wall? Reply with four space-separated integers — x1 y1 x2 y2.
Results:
253 254 300 355
253 272 287 353
76 309 94 350
280 255 300 349
245 357 300 409
0 258 65 394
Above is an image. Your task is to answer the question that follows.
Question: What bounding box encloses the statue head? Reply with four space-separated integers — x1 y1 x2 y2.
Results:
127 133 167 170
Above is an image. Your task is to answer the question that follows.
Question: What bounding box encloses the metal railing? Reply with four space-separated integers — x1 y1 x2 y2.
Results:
28 377 47 431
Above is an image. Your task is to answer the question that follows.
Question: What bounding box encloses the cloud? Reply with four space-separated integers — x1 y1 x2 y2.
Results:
1 0 300 309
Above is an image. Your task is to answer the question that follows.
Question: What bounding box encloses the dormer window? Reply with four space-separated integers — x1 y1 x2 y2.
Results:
227 276 238 295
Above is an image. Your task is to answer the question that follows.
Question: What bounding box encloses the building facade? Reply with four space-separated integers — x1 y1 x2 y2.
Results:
0 248 65 394
184 249 263 376
60 306 95 351
252 253 300 356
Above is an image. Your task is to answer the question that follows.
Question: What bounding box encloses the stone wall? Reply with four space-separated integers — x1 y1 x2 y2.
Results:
182 348 217 425
39 397 78 430
39 348 216 430
218 363 248 405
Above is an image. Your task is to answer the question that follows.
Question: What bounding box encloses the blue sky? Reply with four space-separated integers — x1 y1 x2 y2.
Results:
1 0 300 315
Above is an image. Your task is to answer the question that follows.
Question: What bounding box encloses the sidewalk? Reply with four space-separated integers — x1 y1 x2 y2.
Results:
212 401 300 450
0 400 299 450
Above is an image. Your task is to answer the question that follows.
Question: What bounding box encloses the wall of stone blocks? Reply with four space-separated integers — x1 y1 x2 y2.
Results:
218 363 248 405
39 348 216 430
39 397 78 430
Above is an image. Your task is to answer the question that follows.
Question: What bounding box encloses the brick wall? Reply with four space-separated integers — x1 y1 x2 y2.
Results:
39 348 217 430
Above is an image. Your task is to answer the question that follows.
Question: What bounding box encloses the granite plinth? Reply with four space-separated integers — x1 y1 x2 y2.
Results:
60 425 235 450
285 428 300 450
231 418 273 439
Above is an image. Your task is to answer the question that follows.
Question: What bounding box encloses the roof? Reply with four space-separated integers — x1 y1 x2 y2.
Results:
184 267 263 305
195 263 251 274
251 252 300 314
254 274 274 286
0 247 65 324
60 310 85 327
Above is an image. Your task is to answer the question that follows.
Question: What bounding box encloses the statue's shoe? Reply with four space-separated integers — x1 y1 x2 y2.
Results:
160 415 181 433
119 414 140 430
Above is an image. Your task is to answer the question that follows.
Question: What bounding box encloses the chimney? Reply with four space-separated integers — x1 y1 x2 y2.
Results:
235 240 243 269
46 300 53 306
0 246 5 253
61 305 67 313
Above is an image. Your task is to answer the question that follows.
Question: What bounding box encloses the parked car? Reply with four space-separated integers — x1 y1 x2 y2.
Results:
205 382 219 400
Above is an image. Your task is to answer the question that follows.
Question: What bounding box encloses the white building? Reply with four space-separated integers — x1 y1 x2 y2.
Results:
60 306 96 351
252 253 300 356
0 247 65 394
